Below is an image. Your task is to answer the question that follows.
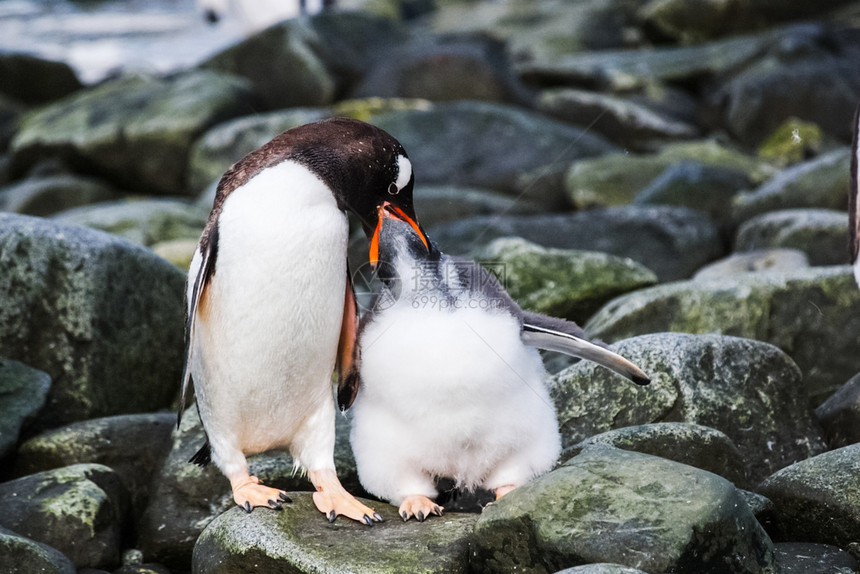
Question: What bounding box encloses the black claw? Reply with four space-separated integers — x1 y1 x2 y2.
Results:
278 492 292 503
328 510 337 523
363 514 374 526
268 499 283 510
373 512 384 522
433 505 443 516
243 501 252 513
400 511 409 522
416 510 425 522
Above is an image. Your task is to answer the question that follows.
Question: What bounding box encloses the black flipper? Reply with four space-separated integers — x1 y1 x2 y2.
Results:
521 314 650 386
178 223 219 428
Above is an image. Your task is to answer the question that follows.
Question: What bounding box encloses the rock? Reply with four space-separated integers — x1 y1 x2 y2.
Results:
732 148 851 223
566 139 773 209
0 53 81 105
113 564 171 574
431 0 639 63
775 542 859 574
551 333 826 484
537 88 698 152
739 489 776 530
11 70 255 195
14 414 175 519
0 464 128 569
708 49 860 146
0 95 24 151
430 206 723 282
370 100 617 193
202 12 405 110
137 409 362 571
565 422 748 487
194 493 475 573
758 443 860 547
0 358 50 461
637 0 854 42
757 117 824 166
151 238 199 270
693 249 810 280
511 163 571 211
735 209 849 266
633 161 752 227
517 27 778 90
187 108 330 193
414 186 543 228
0 526 76 574
53 199 207 247
474 237 657 323
554 565 648 574
585 266 860 405
0 174 119 216
355 32 530 105
472 446 776 574
0 213 185 429
815 373 860 449
637 0 742 42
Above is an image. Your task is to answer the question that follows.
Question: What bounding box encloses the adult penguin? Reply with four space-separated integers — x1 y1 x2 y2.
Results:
179 118 428 524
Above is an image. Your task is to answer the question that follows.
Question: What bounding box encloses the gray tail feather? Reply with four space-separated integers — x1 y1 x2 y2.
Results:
521 322 650 386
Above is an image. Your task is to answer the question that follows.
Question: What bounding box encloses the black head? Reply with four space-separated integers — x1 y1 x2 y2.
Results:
211 117 427 251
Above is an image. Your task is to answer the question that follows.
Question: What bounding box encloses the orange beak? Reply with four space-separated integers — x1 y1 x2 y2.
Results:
369 202 429 269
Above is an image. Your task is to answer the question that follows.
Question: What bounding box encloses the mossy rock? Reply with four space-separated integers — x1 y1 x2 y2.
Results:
11 70 255 195
0 358 50 460
585 266 860 405
734 208 848 266
758 443 860 548
430 206 722 282
552 333 826 485
732 148 851 223
475 237 657 323
566 139 772 209
0 213 185 429
0 526 75 574
0 174 118 217
565 422 747 487
193 493 476 574
0 464 128 569
53 198 207 247
757 118 824 166
472 446 776 574
14 413 175 520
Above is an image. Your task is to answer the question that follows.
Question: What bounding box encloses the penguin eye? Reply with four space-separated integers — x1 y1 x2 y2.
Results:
387 182 399 195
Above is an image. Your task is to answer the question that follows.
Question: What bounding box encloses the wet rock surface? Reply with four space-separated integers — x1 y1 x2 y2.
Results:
472 446 776 574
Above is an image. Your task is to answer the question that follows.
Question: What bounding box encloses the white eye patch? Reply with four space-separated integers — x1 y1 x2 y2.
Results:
394 155 412 191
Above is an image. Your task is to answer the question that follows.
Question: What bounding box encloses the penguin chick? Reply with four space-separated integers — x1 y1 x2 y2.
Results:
343 205 650 522
179 118 429 524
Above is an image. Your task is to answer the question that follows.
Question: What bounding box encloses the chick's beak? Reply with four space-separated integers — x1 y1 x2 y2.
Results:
369 202 429 269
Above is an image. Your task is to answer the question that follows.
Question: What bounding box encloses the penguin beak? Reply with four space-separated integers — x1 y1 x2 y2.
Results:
369 202 429 269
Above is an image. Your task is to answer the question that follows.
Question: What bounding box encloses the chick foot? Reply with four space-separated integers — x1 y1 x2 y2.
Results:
399 494 443 522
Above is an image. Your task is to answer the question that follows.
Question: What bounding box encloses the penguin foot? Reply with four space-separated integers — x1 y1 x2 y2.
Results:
230 475 292 512
309 468 382 525
494 484 517 500
398 495 443 522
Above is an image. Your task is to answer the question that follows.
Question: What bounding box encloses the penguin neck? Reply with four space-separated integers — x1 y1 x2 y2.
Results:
376 232 453 305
